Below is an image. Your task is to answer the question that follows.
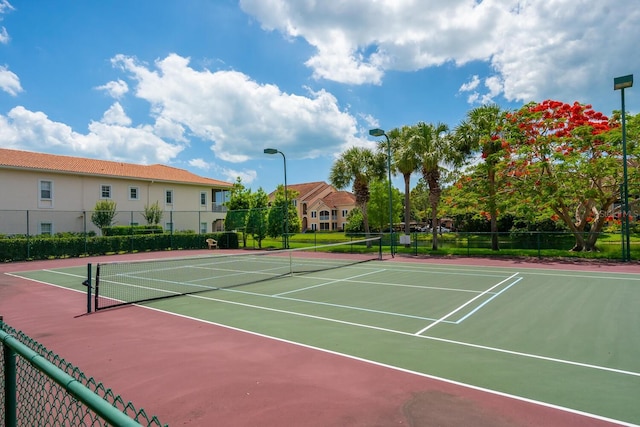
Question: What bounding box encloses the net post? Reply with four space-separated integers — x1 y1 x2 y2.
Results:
378 236 382 260
85 263 92 313
94 264 101 312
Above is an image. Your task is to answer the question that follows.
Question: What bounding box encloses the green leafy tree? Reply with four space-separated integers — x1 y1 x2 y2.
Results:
142 201 163 225
367 179 403 232
267 185 301 243
224 177 252 247
330 147 386 240
378 125 422 237
246 188 269 248
412 122 458 249
91 200 117 235
344 207 364 235
454 104 508 250
409 178 430 225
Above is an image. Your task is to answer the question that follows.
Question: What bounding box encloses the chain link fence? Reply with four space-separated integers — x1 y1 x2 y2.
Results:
1 318 166 426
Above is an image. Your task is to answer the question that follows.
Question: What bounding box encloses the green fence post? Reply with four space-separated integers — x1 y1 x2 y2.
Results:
2 317 18 427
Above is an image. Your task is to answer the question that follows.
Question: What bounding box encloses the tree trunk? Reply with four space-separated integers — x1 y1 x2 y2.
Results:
425 170 441 251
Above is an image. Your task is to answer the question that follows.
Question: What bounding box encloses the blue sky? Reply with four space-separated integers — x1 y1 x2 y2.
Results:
1 0 638 194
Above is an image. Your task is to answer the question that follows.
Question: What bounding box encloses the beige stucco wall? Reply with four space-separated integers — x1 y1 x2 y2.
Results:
0 168 227 235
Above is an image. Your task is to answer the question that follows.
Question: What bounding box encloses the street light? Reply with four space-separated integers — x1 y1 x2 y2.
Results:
614 74 633 262
264 148 288 248
369 128 394 257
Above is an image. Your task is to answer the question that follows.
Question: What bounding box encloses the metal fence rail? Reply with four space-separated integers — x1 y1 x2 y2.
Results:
0 318 166 427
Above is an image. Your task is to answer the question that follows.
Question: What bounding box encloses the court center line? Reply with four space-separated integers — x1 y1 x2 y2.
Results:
414 272 520 335
455 277 523 324
272 269 386 297
181 292 640 379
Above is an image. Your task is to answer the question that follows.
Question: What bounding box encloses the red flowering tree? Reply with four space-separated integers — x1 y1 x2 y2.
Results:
503 100 620 251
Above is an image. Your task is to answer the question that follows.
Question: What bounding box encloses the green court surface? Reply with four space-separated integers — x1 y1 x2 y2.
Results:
11 258 640 425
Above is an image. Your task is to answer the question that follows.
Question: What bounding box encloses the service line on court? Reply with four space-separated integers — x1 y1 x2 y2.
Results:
272 269 385 297
414 272 521 335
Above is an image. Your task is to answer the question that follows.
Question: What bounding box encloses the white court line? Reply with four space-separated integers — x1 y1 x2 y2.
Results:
455 277 523 324
142 304 639 427
273 269 385 296
414 272 520 335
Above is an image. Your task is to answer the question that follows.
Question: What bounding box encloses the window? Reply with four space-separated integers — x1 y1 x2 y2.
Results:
320 223 330 230
319 210 330 221
311 223 317 231
129 186 139 200
101 185 112 199
200 222 207 234
342 209 348 217
302 203 307 215
165 222 174 232
200 192 207 206
40 180 52 199
292 200 297 207
165 190 173 205
331 210 338 220
39 222 53 235
311 211 317 218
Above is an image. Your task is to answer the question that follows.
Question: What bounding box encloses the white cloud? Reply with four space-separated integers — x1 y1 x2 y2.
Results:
188 158 209 170
101 102 131 126
221 167 257 185
0 27 8 44
113 53 363 163
0 65 21 96
0 1 14 44
95 79 129 99
0 106 183 164
459 75 480 92
240 0 640 103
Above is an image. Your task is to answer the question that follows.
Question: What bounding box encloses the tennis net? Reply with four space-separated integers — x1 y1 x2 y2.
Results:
92 236 382 311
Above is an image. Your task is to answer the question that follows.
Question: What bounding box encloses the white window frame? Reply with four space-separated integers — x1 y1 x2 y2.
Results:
100 185 112 199
311 211 317 218
38 180 54 208
342 209 348 217
319 210 330 221
311 223 317 231
39 222 53 235
165 222 174 232
39 180 53 200
129 186 139 200
200 191 207 207
200 222 207 234
165 189 174 205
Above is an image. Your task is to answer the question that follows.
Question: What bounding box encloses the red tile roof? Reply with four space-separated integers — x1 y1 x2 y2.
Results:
322 191 356 207
0 148 232 187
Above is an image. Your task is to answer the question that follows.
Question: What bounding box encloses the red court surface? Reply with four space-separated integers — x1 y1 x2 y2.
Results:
2 252 637 426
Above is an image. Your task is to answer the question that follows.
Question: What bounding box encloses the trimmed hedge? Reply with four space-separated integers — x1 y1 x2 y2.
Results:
0 232 239 262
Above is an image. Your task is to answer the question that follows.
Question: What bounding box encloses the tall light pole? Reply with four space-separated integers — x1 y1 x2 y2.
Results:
369 128 394 257
264 148 288 249
614 74 633 262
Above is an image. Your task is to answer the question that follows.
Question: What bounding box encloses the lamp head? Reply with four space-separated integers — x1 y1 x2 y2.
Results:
369 128 386 137
264 148 278 154
614 74 633 90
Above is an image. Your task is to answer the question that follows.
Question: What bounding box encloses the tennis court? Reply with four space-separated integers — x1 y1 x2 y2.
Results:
2 245 640 426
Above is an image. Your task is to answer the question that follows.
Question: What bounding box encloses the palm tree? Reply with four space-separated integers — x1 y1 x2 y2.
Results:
330 146 386 239
454 104 505 251
379 126 421 239
411 121 456 250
